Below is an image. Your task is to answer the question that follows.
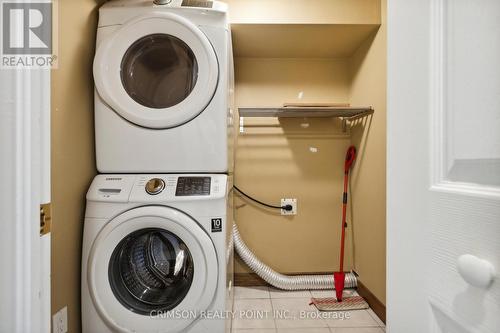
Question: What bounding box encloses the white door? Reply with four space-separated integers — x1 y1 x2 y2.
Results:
0 68 51 332
388 0 499 332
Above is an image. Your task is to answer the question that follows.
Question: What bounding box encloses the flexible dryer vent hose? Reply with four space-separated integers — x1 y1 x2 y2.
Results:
233 223 357 291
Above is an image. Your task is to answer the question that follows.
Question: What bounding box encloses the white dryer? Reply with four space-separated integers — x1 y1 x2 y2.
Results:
93 0 235 173
82 174 234 333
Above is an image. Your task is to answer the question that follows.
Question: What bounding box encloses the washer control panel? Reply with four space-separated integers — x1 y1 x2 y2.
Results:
87 174 227 203
175 177 211 196
145 178 166 195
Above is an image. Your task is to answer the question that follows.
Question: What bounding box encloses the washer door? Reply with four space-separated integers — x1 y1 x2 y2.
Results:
88 206 218 333
94 12 218 129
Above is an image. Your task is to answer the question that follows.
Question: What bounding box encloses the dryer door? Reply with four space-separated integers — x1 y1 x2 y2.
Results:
87 206 218 333
94 12 218 129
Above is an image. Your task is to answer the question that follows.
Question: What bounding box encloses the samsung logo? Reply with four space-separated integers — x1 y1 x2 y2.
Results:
105 177 122 181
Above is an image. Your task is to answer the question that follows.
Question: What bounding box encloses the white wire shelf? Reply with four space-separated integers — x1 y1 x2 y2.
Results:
238 106 374 120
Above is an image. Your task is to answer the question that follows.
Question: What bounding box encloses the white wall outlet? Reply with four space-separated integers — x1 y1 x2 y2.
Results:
52 306 68 333
281 198 297 215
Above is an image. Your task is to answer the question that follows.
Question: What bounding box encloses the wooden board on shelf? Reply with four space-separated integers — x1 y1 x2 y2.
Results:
283 102 351 108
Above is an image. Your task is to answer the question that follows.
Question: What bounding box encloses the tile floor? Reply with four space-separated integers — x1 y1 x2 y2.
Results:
232 286 385 333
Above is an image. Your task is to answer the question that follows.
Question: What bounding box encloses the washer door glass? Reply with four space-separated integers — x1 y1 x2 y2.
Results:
109 228 194 315
121 34 198 109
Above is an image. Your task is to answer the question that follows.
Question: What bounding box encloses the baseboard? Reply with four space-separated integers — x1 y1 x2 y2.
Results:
356 280 386 324
234 272 269 287
234 272 386 324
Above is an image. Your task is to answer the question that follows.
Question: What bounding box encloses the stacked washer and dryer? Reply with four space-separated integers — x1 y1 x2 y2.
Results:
82 1 235 332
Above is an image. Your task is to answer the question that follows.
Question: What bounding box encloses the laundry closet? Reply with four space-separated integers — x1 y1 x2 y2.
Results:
51 0 386 332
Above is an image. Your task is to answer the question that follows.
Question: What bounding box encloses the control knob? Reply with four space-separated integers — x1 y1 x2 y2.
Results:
145 178 165 195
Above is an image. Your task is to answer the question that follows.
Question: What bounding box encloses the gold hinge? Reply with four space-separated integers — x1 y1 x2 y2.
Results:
40 203 52 236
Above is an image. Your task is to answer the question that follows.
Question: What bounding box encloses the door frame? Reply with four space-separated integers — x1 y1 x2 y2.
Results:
387 0 433 331
0 67 51 333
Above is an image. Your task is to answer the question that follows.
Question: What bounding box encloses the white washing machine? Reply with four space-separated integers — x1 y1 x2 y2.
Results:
82 174 234 333
93 0 235 173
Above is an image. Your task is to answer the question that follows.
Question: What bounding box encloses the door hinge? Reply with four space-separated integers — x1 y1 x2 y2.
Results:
40 203 52 236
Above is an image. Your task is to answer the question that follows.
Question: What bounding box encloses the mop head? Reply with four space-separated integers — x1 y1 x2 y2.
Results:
310 293 369 312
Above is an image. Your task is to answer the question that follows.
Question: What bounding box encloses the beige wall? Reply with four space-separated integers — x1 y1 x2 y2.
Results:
348 1 387 305
51 1 102 332
232 0 387 306
234 58 355 274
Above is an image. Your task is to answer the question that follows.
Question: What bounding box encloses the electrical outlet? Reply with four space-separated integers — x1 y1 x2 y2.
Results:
52 306 67 333
281 198 297 215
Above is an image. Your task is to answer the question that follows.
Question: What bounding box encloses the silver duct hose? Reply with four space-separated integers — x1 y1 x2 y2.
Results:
226 227 234 265
233 223 357 290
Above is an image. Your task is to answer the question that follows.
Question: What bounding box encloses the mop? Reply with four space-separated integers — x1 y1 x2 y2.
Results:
310 146 369 311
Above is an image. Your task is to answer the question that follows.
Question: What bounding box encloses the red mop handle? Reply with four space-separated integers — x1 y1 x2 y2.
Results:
339 146 356 272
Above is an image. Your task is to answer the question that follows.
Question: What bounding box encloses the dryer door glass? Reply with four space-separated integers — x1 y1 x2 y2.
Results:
108 228 194 315
121 34 198 109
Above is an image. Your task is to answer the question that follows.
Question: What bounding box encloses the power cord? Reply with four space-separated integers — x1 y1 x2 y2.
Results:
233 186 293 212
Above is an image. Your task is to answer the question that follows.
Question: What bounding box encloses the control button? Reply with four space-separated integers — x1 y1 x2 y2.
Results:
145 178 165 195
